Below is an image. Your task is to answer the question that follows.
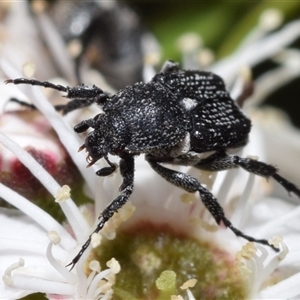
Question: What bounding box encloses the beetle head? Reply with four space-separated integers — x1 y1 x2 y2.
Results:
80 113 125 167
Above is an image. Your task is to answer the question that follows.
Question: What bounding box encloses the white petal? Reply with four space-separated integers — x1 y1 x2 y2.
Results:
211 20 300 85
260 272 300 299
0 208 69 299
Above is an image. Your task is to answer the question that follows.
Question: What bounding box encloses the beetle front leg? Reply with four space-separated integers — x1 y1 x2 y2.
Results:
67 154 134 270
96 156 118 176
6 78 109 114
8 96 95 115
55 98 96 115
74 118 97 133
146 155 278 251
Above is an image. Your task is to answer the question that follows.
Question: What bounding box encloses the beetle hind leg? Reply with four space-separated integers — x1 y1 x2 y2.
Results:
195 152 300 198
146 155 278 251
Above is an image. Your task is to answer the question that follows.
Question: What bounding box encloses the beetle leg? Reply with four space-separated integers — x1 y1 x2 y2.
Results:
195 152 300 198
66 154 134 270
96 156 118 176
146 154 278 251
6 78 108 114
74 118 96 133
8 97 37 109
8 95 95 115
55 98 96 115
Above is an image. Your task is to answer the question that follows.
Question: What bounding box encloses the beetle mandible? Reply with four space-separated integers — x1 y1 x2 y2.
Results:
6 60 300 270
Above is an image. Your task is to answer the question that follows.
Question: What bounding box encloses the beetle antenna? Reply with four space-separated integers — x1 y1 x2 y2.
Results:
5 78 68 93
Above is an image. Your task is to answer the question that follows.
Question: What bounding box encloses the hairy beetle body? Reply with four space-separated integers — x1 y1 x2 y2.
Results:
92 61 251 162
6 60 300 270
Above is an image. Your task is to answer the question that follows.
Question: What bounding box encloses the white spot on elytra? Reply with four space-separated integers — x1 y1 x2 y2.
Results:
181 97 197 110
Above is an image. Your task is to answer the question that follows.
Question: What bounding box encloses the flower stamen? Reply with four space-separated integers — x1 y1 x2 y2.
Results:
46 233 77 284
2 258 25 286
55 185 71 203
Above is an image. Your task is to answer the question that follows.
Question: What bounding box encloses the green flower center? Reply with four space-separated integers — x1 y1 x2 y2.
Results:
93 222 247 300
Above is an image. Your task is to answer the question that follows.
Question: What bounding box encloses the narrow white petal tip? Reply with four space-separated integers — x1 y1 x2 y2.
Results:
48 231 61 245
89 260 101 272
3 258 25 286
106 258 121 274
198 48 215 67
177 33 202 53
239 65 252 82
259 9 283 31
22 61 36 79
91 233 102 248
55 185 71 203
144 52 161 66
67 39 83 58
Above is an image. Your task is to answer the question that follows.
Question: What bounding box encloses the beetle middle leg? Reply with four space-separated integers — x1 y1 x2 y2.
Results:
146 154 278 251
66 154 135 270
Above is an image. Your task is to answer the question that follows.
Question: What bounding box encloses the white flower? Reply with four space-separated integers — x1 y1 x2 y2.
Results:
1 3 300 300
0 130 121 299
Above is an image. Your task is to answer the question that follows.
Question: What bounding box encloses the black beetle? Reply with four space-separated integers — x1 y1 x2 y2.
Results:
41 0 151 89
6 60 300 270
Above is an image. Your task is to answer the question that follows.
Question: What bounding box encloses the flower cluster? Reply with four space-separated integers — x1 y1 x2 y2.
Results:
0 2 300 300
